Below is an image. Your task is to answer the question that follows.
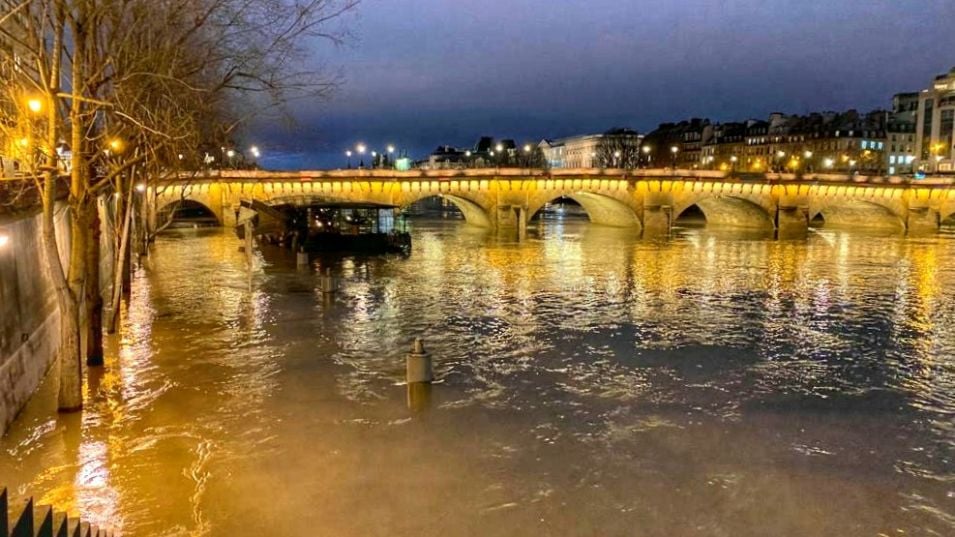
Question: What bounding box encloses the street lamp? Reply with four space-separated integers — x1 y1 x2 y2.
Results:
387 145 395 154
135 183 146 193
250 146 261 159
26 97 43 114
670 145 679 168
345 150 353 168
356 143 367 155
0 234 9 248
824 158 834 169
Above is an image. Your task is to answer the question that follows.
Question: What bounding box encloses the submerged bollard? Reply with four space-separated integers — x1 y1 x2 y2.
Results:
406 338 433 412
296 248 309 268
406 338 433 384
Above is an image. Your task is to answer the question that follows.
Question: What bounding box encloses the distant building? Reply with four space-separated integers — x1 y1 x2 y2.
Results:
701 111 886 173
886 92 918 175
915 66 955 172
539 129 642 168
642 119 710 168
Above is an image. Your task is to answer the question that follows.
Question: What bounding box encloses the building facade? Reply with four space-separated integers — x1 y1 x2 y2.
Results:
916 67 955 173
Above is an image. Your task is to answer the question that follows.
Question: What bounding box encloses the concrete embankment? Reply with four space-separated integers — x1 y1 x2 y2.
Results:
0 202 116 436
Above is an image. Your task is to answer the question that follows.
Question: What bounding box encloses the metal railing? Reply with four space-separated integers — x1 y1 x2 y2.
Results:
1 487 118 537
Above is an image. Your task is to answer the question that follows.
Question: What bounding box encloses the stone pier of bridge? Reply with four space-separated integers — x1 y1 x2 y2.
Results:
147 169 955 239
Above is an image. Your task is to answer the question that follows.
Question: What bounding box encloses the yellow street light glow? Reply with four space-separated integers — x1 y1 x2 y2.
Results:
108 138 125 153
27 98 43 114
642 145 651 154
524 144 532 153
0 234 9 248
824 158 834 168
730 155 738 162
776 150 786 158
495 143 504 152
670 146 679 153
804 151 813 158
135 183 146 193
226 149 236 158
18 137 29 147
465 151 472 157
356 144 366 154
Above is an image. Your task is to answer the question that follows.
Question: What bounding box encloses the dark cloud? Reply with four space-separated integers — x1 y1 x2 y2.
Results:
253 0 955 170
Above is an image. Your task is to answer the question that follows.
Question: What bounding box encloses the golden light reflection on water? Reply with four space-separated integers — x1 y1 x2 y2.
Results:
1 223 955 536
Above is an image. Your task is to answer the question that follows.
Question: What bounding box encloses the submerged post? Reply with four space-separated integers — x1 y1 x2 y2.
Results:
321 268 337 294
296 247 309 268
406 338 433 412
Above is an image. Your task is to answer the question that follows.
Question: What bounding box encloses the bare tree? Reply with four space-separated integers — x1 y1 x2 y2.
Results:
0 0 359 411
595 128 642 169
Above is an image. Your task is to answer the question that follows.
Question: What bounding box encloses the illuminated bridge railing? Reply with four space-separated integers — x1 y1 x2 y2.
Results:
1 487 118 537
169 168 955 187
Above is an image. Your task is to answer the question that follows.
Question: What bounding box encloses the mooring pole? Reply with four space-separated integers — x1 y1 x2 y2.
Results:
296 247 309 269
244 221 253 267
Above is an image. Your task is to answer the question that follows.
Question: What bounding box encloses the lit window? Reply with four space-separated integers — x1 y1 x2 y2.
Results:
889 155 896 164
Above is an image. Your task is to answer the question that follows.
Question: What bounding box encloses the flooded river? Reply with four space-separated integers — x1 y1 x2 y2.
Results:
1 216 954 536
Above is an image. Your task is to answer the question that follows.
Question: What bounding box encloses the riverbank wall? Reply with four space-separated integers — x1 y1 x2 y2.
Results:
0 201 116 437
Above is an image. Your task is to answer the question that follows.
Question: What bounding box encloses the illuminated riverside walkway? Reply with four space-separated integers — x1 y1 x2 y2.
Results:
149 168 955 237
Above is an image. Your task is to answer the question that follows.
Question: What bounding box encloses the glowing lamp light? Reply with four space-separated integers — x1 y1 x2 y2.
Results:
226 149 236 158
495 143 504 152
642 146 651 154
108 138 125 153
387 145 395 154
27 98 43 114
824 158 834 168
18 137 29 147
804 151 813 158
356 144 367 154
0 234 9 248
250 146 261 158
346 150 353 157
465 151 472 157
670 146 679 154
135 183 146 193
730 155 738 162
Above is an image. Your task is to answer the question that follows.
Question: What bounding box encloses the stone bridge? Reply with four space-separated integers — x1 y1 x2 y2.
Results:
148 168 955 237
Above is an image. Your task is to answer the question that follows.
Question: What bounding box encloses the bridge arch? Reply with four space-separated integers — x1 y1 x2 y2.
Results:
156 198 220 226
674 195 775 230
810 200 905 231
528 192 641 228
401 193 493 228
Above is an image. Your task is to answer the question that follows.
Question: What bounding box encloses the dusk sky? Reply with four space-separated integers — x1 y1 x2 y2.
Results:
255 0 955 170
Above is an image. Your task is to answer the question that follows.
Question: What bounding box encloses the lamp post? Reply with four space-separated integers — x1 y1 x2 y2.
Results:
356 143 367 168
670 145 679 168
345 150 353 169
642 145 652 168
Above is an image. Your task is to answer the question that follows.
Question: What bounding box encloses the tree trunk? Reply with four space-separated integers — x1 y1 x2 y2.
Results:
85 197 104 366
109 183 134 333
